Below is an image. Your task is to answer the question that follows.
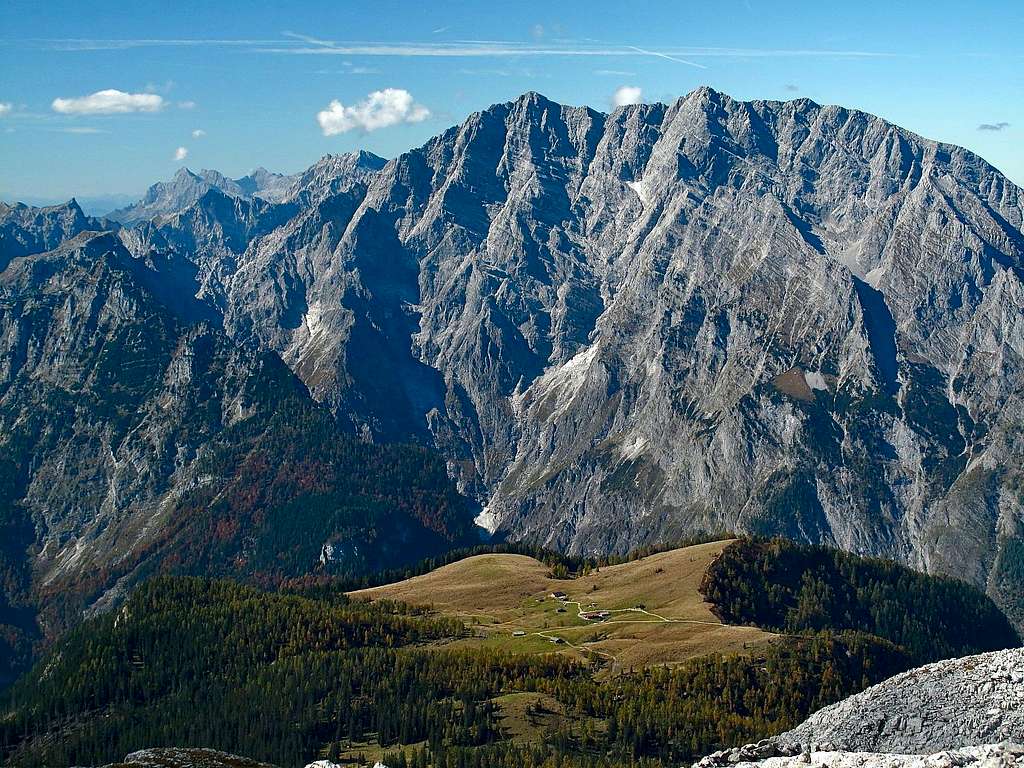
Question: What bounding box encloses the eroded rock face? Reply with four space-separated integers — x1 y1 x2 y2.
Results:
5 88 1024 628
698 647 1024 768
167 89 1022 625
781 648 1024 753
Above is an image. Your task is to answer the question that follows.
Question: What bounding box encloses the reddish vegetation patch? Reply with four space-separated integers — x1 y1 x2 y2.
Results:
772 367 815 401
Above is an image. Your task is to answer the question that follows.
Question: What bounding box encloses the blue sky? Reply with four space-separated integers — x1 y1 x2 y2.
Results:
1 0 1021 203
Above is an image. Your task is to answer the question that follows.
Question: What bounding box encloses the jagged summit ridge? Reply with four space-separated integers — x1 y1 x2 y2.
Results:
108 166 288 223
106 151 387 224
2 89 1023 632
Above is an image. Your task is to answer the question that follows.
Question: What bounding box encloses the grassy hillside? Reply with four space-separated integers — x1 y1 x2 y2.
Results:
352 540 774 670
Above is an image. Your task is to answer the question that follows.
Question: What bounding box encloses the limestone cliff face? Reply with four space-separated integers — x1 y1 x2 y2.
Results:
176 89 1021 623
0 228 474 664
3 89 1023 628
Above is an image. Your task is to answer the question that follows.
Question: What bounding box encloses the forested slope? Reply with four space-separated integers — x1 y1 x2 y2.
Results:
3 539 1018 768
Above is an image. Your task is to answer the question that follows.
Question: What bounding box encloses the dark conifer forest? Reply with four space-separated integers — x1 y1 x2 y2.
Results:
700 538 1021 665
2 539 1017 768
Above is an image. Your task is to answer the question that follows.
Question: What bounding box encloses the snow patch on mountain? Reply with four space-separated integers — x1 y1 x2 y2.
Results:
626 179 650 206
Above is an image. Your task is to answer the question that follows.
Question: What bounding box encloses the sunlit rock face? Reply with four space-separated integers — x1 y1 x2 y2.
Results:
204 88 1022 624
696 647 1024 768
784 647 1024 752
5 88 1024 628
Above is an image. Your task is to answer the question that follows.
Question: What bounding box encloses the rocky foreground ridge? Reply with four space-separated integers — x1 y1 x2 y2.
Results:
696 647 1024 768
694 743 1024 768
782 647 1024 752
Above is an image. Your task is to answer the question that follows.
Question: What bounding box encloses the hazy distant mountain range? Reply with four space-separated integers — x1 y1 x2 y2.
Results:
0 193 138 218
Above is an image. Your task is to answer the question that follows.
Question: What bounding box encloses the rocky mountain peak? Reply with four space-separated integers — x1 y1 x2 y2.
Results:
680 83 729 106
0 196 108 267
314 89 1024 628
282 150 387 205
351 149 388 168
3 89 1024 640
172 166 200 182
61 197 86 216
109 166 298 224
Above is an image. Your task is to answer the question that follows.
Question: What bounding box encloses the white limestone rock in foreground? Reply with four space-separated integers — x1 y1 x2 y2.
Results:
695 743 1024 768
782 648 1024 753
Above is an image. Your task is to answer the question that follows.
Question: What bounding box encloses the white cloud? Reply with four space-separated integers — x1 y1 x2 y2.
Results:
0 102 12 116
192 128 206 138
145 80 175 94
178 100 197 109
52 89 165 115
31 37 902 61
317 88 429 136
626 46 705 69
174 146 189 161
611 85 643 108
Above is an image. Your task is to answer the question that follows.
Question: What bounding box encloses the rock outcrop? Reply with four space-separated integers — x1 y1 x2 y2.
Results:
782 648 1024 753
694 743 1024 768
695 647 1024 768
90 747 276 768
